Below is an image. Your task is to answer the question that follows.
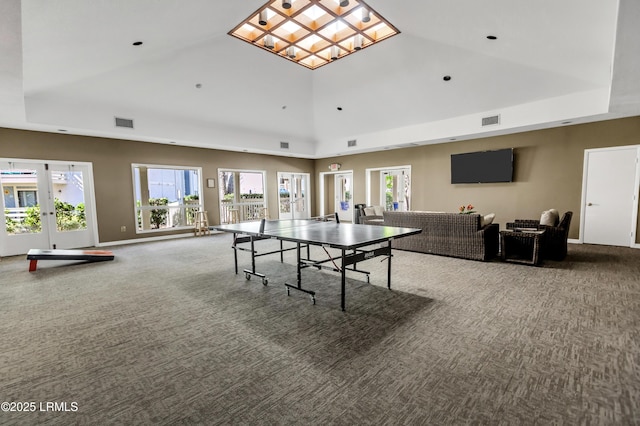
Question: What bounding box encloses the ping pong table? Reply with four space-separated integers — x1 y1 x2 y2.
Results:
211 217 421 311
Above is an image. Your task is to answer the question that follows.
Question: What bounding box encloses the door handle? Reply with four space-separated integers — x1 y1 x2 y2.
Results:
587 203 592 206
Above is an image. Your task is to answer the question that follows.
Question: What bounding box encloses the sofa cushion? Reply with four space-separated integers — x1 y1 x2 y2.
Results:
481 213 495 228
363 207 376 216
540 209 559 226
373 206 384 216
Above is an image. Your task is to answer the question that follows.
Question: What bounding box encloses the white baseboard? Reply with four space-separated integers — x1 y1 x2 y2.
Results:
97 231 221 248
568 238 581 244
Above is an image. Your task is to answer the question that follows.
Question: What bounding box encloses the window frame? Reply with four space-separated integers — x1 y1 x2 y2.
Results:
131 163 203 234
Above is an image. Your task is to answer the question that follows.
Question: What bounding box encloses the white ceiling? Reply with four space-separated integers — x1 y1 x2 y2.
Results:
1 0 638 158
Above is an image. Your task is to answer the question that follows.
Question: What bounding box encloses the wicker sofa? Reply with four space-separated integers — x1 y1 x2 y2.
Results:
382 211 499 261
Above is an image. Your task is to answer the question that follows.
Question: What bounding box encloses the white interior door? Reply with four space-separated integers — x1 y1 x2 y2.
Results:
582 147 639 247
0 159 97 256
334 173 353 222
278 172 310 220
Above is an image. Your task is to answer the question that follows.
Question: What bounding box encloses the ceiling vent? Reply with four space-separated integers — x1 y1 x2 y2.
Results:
280 141 289 149
115 117 134 129
482 114 500 127
347 139 357 147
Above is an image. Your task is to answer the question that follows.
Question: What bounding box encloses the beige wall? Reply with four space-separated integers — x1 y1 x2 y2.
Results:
314 117 640 240
2 116 639 244
0 128 314 242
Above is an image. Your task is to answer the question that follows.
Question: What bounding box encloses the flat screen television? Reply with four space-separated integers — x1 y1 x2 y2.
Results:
451 148 513 184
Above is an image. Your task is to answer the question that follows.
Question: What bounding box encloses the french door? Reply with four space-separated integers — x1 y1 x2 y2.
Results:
0 159 97 256
381 168 411 211
335 173 353 222
278 172 310 220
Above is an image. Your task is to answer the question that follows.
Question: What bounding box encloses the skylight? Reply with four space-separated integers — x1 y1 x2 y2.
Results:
228 0 400 70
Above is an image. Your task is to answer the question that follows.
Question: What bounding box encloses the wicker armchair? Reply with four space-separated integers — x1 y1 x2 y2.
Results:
358 205 385 224
506 211 573 260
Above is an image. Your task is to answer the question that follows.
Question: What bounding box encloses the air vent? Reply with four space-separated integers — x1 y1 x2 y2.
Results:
280 141 289 149
115 117 134 129
482 114 500 126
347 139 357 147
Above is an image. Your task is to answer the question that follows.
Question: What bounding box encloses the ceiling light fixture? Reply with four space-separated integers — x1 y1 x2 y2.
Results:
259 10 268 25
361 8 371 22
353 35 363 50
264 35 275 49
229 0 399 70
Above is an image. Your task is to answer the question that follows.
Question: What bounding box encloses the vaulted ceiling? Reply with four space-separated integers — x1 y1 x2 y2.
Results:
1 0 639 158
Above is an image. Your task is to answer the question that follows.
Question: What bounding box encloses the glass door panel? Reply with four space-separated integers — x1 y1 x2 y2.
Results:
278 175 292 219
381 168 411 212
335 173 353 222
48 163 94 249
0 162 50 256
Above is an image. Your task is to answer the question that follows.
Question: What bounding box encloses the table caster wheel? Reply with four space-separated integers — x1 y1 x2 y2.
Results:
245 273 251 280
366 275 370 283
286 288 290 296
311 296 316 305
262 279 268 286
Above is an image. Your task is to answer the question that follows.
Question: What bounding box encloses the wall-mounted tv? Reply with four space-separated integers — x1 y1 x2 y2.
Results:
451 148 513 184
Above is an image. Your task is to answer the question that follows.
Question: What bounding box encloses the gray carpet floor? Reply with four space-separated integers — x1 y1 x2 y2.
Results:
0 234 639 425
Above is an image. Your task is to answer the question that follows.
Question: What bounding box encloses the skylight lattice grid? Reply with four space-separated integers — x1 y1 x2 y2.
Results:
229 0 400 70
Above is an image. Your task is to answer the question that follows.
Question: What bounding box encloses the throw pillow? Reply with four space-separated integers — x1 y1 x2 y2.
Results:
363 207 376 216
481 213 495 228
373 206 384 216
540 209 559 226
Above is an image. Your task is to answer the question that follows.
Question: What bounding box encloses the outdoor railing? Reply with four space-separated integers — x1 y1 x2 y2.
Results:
135 203 202 231
220 200 266 224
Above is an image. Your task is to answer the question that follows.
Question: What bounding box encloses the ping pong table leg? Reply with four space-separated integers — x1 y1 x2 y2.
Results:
387 240 392 289
284 242 316 304
233 233 239 274
250 235 256 274
341 248 346 311
29 259 38 272
241 235 268 285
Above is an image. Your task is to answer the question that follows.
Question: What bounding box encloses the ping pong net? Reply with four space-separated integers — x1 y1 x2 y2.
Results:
256 213 339 235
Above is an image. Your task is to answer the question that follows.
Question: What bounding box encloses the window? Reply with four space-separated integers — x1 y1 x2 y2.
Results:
132 164 202 232
218 169 266 223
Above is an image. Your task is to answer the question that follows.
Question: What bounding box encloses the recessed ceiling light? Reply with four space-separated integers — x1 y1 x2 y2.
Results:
562 121 572 125
58 129 67 132
443 75 451 81
337 107 343 111
195 83 202 88
170 141 176 144
487 35 497 40
450 138 457 141
132 41 143 46
282 105 287 110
